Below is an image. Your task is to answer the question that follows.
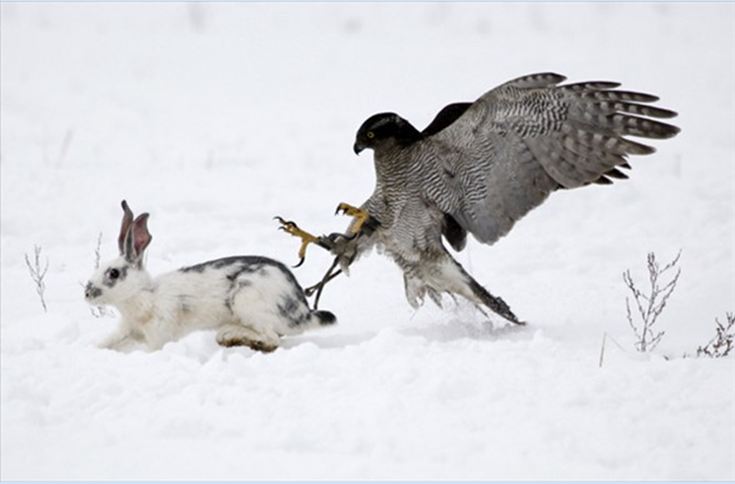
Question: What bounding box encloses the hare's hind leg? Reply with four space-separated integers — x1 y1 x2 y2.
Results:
216 324 279 353
223 277 286 352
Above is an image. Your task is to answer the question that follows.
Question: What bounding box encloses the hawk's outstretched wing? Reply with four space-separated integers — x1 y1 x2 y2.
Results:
422 72 679 245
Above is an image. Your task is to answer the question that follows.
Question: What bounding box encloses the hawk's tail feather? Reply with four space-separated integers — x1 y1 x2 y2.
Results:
449 258 525 325
466 277 525 325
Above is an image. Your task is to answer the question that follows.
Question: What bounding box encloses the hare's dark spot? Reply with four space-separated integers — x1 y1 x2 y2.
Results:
239 264 265 275
224 292 235 313
280 293 309 326
278 295 300 316
227 264 264 283
180 257 240 273
178 295 193 313
179 264 205 273
85 282 102 299
103 266 128 287
181 256 277 274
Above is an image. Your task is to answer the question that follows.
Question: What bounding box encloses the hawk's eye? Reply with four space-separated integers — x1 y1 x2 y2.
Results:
109 268 120 280
366 131 375 139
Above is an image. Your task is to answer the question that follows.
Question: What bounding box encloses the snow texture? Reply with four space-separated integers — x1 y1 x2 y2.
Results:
1 3 734 480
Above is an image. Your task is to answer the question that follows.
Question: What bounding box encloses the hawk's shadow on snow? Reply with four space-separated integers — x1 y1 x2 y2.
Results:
402 316 531 344
282 310 532 350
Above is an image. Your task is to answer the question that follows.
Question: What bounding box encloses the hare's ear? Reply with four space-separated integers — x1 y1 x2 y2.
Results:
123 213 152 266
118 200 135 255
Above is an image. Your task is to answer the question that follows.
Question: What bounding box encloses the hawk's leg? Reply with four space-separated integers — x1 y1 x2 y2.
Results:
304 260 342 297
335 203 370 236
275 212 373 308
304 257 342 310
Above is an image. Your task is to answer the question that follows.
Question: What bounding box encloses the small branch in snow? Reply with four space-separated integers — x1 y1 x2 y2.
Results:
697 312 734 358
88 232 112 318
56 128 74 167
598 332 630 367
93 232 103 269
599 332 607 368
623 250 681 352
25 245 49 313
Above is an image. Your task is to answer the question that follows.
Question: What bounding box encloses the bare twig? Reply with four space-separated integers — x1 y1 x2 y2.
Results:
93 232 103 269
599 332 607 368
56 128 74 167
598 332 632 367
24 245 49 312
623 251 681 352
88 232 112 318
697 312 734 358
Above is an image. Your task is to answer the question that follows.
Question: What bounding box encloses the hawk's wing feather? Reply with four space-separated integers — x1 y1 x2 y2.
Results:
424 72 680 245
500 72 568 89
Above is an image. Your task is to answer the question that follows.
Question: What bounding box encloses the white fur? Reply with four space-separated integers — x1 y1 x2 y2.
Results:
86 255 330 352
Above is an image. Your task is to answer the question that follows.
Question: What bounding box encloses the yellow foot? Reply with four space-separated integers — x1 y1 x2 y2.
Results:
274 216 319 267
335 202 370 235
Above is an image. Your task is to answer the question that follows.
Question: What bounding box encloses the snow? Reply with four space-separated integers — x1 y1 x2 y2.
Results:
1 2 734 480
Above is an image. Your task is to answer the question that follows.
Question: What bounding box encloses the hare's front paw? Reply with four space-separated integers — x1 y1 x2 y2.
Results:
98 332 123 350
98 331 140 352
97 341 115 351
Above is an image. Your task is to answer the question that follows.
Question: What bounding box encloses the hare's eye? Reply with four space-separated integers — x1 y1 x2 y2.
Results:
109 268 120 279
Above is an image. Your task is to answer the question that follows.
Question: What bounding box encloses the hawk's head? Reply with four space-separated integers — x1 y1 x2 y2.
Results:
353 113 421 155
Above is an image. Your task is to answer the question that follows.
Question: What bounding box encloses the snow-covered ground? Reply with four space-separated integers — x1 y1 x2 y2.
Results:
1 3 734 480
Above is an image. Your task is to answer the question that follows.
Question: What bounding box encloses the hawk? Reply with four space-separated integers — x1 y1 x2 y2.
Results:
277 73 680 325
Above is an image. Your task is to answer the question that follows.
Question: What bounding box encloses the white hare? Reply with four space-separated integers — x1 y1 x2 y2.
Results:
85 200 336 353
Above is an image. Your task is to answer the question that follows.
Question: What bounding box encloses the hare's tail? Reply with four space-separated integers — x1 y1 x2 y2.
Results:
308 310 336 326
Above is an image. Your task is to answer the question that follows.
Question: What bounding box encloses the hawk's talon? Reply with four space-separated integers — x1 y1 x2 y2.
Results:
273 216 297 229
335 202 370 236
274 216 320 267
334 202 363 217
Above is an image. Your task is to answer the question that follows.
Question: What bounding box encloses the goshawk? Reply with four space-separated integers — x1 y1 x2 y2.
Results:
277 72 680 324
